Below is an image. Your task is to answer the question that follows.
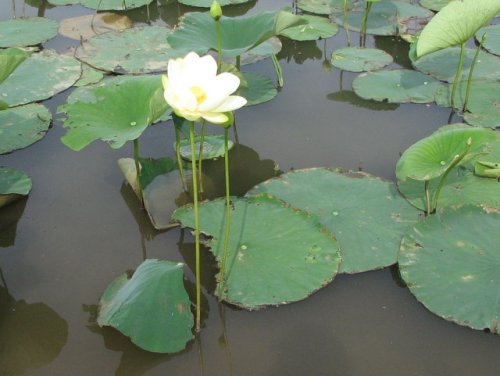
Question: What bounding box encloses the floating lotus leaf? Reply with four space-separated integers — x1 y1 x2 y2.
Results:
177 135 234 161
419 0 453 12
172 194 341 309
413 47 500 82
48 0 153 10
98 259 193 353
73 64 104 87
0 49 81 107
58 13 132 40
297 0 351 15
59 75 169 151
0 167 32 208
0 17 58 48
352 69 443 104
327 90 400 111
476 24 500 56
399 205 500 332
415 0 500 58
167 11 303 58
0 48 28 84
463 110 500 129
279 14 339 41
247 168 418 274
75 26 184 74
331 47 393 72
178 0 251 6
240 37 282 65
0 104 51 154
396 127 496 182
239 72 277 106
333 1 433 36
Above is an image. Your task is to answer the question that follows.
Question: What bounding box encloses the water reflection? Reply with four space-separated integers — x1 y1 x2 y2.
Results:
277 38 322 64
0 198 27 248
374 35 412 69
327 90 399 111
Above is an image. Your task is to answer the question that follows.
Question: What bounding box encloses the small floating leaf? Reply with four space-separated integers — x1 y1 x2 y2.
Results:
331 47 393 72
0 167 32 208
0 17 58 48
239 72 277 106
97 259 193 353
279 14 339 41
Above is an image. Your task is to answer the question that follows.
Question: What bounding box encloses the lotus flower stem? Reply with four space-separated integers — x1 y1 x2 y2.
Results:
174 126 188 192
450 42 465 110
236 55 241 71
463 34 486 113
189 121 202 332
198 120 207 194
218 127 232 298
215 20 223 70
271 54 284 87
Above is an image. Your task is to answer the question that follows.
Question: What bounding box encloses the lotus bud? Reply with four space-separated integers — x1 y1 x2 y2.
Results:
210 0 222 21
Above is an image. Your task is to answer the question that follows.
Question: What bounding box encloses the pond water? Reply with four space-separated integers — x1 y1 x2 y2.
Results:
1 0 499 375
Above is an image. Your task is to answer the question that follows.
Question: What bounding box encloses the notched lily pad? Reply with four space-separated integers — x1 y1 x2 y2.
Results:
399 205 500 333
0 167 32 208
0 17 58 48
331 47 393 72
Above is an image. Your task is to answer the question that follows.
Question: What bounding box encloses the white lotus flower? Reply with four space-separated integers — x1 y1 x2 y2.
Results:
162 52 247 124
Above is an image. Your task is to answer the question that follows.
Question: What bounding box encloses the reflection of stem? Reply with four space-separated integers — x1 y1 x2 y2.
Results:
218 303 234 376
189 121 202 332
463 35 486 113
22 0 26 17
271 54 284 87
339 69 344 91
140 232 147 260
450 42 465 110
196 333 206 376
236 55 241 71
0 268 8 291
175 126 188 192
198 121 207 194
37 0 47 17
233 117 240 144
424 180 431 216
133 139 143 201
218 128 232 298
12 0 16 18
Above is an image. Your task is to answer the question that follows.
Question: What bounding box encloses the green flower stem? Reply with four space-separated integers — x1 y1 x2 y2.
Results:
218 127 232 298
236 55 241 71
271 54 284 87
360 1 373 46
343 0 351 46
215 19 223 70
463 34 486 113
450 42 465 110
133 139 143 200
175 126 188 192
189 121 202 332
198 120 207 194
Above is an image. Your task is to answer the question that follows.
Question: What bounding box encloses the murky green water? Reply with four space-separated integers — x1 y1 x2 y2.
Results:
1 1 499 375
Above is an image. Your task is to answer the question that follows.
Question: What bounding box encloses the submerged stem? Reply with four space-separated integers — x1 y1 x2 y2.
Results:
175 126 188 192
189 121 202 332
463 34 486 113
450 42 465 110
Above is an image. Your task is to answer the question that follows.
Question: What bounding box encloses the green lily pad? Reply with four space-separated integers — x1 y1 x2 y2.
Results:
419 0 453 12
279 14 339 41
48 0 153 10
0 48 28 85
177 135 234 161
0 104 51 154
248 168 418 274
178 0 251 6
0 167 32 208
75 26 183 74
331 47 393 72
59 75 169 151
172 194 341 309
0 17 58 48
73 64 104 87
167 10 303 58
463 111 500 128
399 205 500 333
239 72 277 106
415 0 500 58
333 1 433 36
352 69 444 104
0 49 81 107
476 24 500 56
98 259 193 353
297 0 351 15
58 13 132 41
240 37 282 65
413 47 500 82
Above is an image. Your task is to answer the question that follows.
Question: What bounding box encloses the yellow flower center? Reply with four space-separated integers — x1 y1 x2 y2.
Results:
190 86 207 105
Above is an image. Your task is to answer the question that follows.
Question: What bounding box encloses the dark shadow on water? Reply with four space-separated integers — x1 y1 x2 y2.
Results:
374 35 412 69
389 264 407 288
277 38 322 65
327 90 400 111
0 198 28 248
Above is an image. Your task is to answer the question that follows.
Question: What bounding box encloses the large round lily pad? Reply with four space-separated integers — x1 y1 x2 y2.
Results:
248 168 418 274
331 47 393 72
172 194 341 309
476 24 500 56
279 14 339 41
297 0 351 15
48 0 153 10
239 72 277 106
0 167 32 208
59 75 169 151
0 17 58 48
0 49 81 107
352 69 443 104
75 26 182 74
178 0 251 6
399 205 500 333
98 259 193 353
0 104 51 154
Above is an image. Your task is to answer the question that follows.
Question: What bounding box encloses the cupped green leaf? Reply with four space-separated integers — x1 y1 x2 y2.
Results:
59 75 170 151
178 0 251 6
352 69 444 104
97 259 193 353
0 104 51 154
0 167 32 208
239 72 277 106
476 24 500 56
48 0 153 10
177 135 234 161
0 48 28 85
279 14 339 41
396 127 496 182
75 26 183 74
248 168 418 274
0 49 81 107
172 195 341 309
399 205 500 333
0 17 58 48
416 0 500 58
331 47 393 72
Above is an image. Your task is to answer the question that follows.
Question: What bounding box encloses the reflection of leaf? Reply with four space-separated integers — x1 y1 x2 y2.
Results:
327 90 399 111
0 198 27 247
277 38 323 64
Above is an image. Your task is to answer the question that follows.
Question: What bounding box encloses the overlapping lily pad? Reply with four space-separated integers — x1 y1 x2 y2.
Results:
353 69 443 104
98 259 193 353
48 0 153 10
0 104 52 154
172 194 341 309
75 26 183 74
73 64 104 87
178 0 251 6
0 17 58 48
239 72 277 106
331 47 393 72
279 14 338 41
476 24 500 56
399 205 500 332
58 13 132 40
297 0 350 15
59 75 169 151
248 168 418 273
240 37 282 65
177 135 234 161
0 48 28 85
0 49 81 107
0 167 32 208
